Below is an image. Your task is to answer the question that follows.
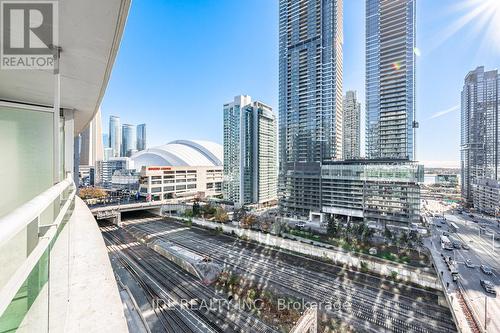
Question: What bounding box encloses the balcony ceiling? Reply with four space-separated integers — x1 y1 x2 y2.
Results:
0 0 130 134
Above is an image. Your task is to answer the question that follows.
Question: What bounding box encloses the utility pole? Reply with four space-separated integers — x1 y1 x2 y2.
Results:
485 296 488 332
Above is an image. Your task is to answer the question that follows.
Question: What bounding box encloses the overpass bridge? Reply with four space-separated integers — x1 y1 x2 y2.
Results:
90 201 191 225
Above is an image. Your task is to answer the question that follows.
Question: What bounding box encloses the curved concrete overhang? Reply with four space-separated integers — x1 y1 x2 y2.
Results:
0 0 131 134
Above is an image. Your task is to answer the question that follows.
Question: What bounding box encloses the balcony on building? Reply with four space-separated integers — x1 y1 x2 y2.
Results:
0 0 131 332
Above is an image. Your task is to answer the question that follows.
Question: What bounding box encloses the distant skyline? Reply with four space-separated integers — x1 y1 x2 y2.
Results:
101 0 500 168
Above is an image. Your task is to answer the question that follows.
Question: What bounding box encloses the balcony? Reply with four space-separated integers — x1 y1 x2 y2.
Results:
0 176 127 333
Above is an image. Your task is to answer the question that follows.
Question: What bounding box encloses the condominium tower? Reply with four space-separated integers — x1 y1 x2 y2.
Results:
121 124 137 157
461 66 500 206
365 0 416 160
137 123 147 151
343 91 361 159
278 0 343 216
223 95 278 206
109 115 121 157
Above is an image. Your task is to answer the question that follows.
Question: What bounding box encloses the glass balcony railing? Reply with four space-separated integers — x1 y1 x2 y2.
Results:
0 175 76 333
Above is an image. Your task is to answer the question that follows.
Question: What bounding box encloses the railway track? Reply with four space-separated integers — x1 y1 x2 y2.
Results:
102 223 278 333
123 219 457 333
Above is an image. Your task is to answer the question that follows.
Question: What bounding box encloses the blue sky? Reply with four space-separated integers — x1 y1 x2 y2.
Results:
101 0 500 168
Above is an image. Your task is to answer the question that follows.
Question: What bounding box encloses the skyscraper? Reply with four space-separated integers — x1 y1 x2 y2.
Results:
121 124 137 157
279 0 343 216
461 66 500 206
342 91 361 160
79 108 104 166
137 123 147 151
223 95 277 206
109 115 121 157
365 0 416 160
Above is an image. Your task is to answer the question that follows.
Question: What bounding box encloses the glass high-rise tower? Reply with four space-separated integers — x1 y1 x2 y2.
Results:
461 66 500 205
278 0 343 216
109 115 121 157
365 0 416 160
121 124 137 157
137 123 147 151
342 90 361 160
223 95 277 206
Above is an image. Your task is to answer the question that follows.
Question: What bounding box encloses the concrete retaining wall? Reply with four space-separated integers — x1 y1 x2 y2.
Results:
179 217 442 290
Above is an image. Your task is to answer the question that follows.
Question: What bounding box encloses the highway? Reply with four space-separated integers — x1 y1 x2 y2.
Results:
100 221 278 333
427 206 500 333
122 216 457 333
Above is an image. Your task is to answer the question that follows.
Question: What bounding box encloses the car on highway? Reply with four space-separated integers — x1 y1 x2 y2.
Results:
469 214 475 218
442 231 449 237
453 241 461 249
481 265 493 275
436 224 442 228
462 243 470 250
480 280 497 295
465 259 474 268
296 222 306 229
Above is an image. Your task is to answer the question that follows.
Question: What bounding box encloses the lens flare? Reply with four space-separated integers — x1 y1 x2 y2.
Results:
392 62 401 71
438 0 500 54
413 47 421 57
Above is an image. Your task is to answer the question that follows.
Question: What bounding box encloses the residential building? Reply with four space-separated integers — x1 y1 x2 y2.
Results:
279 0 343 216
131 140 223 201
104 147 114 161
461 67 500 207
109 115 121 157
121 123 136 157
79 108 104 166
473 178 500 216
321 160 423 228
223 95 278 206
365 0 416 160
0 0 130 330
95 157 132 188
137 123 147 151
343 91 361 160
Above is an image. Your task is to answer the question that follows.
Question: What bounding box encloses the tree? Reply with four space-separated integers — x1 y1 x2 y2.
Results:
192 200 201 217
384 227 393 241
202 203 217 218
79 187 107 200
327 215 339 237
233 207 247 222
214 207 229 223
240 214 257 229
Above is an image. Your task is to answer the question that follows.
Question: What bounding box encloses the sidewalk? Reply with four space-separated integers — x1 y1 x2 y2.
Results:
425 238 476 333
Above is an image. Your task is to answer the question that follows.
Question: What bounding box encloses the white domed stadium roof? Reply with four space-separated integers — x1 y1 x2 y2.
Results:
131 140 223 169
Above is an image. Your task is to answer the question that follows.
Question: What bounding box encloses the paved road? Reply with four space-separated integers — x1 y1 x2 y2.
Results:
428 211 500 333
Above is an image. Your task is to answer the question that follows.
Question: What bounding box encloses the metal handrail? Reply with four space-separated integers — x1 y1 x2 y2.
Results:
0 175 73 249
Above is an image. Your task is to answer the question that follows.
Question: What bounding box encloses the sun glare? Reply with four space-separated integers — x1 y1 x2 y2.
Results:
437 0 500 55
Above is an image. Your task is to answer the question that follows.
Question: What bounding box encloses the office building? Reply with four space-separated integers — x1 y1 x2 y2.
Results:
223 95 278 206
461 66 500 208
131 140 223 201
365 0 416 160
137 123 147 151
109 115 121 157
343 91 361 160
0 0 130 330
121 123 137 157
279 0 343 216
321 160 423 228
